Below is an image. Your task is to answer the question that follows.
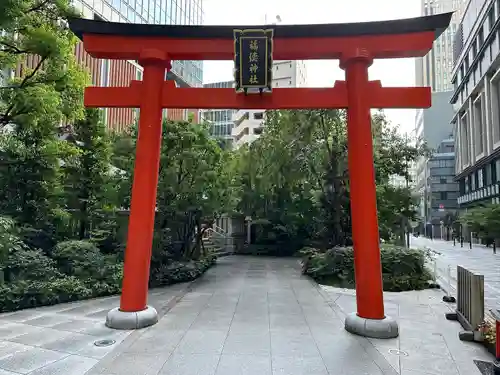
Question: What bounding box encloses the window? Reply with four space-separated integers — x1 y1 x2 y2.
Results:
440 178 447 184
440 192 447 200
479 27 485 46
493 77 500 143
490 7 496 31
486 164 493 185
496 159 500 182
254 112 264 120
478 168 484 188
474 94 484 155
461 112 469 166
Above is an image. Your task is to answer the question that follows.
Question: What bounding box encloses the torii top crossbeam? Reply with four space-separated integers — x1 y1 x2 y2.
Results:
69 13 452 111
70 13 451 60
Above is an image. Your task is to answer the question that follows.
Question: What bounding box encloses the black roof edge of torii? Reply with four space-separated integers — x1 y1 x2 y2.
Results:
68 12 453 42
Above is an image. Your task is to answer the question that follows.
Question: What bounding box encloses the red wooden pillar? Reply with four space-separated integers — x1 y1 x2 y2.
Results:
119 49 169 313
341 49 385 321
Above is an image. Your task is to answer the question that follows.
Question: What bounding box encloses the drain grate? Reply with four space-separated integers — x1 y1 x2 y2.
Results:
388 349 408 357
94 339 116 347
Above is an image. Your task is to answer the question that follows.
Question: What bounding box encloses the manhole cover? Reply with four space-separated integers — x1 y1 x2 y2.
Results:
388 349 408 357
94 339 116 347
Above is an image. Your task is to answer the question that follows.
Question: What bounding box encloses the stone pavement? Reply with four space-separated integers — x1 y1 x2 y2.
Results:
0 256 495 375
411 236 500 314
0 283 188 374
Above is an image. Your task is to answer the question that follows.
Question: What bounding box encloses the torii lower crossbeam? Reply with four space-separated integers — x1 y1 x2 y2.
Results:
84 81 431 109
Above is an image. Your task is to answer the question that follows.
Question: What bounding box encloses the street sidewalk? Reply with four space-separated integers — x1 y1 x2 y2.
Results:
412 236 500 320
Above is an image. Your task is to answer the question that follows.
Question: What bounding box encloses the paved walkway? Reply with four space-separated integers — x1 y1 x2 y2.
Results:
0 256 495 375
411 236 500 314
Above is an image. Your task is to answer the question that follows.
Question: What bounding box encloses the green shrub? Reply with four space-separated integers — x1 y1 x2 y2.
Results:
52 240 105 279
301 245 432 292
3 248 62 282
0 247 214 313
0 277 92 312
0 216 25 266
149 255 216 288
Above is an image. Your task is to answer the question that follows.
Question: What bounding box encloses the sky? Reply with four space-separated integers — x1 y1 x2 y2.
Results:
202 0 421 134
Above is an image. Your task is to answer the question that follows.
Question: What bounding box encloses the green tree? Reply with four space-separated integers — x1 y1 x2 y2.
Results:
460 204 500 245
0 126 78 250
63 108 115 240
234 109 426 248
153 120 237 260
0 0 87 251
0 0 87 128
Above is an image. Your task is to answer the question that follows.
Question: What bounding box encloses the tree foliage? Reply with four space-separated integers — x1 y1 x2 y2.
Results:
0 0 87 128
460 204 500 243
233 109 425 249
63 108 115 240
153 120 237 261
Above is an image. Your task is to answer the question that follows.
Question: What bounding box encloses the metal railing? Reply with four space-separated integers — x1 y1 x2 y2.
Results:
456 265 484 331
202 226 234 256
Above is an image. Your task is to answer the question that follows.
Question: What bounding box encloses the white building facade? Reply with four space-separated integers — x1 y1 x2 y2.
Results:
415 0 467 92
451 0 500 208
231 60 307 148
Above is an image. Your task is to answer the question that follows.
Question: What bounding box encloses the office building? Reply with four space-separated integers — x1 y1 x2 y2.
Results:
413 0 466 228
418 139 459 236
69 0 204 131
414 91 456 202
200 80 237 146
232 60 307 148
415 0 467 92
451 0 500 210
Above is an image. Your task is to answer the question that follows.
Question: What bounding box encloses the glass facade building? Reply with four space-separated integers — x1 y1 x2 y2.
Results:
201 81 236 139
73 0 204 87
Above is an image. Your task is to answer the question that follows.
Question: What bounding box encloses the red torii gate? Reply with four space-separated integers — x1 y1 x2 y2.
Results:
69 12 452 339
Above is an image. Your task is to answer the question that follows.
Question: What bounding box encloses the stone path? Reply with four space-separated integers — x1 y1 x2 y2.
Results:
411 236 500 314
0 283 188 374
0 256 495 374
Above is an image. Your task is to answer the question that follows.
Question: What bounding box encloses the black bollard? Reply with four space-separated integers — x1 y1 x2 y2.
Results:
461 237 464 248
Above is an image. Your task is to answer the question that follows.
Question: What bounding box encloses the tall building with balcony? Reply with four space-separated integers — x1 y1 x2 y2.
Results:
452 0 500 211
232 60 307 148
66 0 204 131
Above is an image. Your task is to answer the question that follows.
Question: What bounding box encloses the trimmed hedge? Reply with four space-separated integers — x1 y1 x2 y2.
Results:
149 255 216 287
301 245 433 292
0 239 217 313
